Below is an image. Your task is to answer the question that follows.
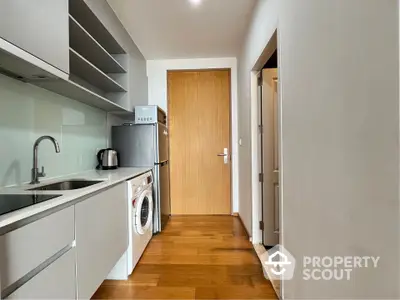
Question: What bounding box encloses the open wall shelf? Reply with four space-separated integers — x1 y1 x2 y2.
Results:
69 48 126 93
66 0 129 113
69 16 126 74
35 78 129 112
69 0 125 54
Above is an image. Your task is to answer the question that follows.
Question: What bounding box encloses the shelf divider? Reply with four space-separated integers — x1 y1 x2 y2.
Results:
34 78 131 112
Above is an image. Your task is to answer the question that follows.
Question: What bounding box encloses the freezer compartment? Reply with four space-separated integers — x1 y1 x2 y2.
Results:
112 124 155 167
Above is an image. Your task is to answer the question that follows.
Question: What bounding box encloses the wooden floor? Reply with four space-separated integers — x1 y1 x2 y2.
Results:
92 216 277 299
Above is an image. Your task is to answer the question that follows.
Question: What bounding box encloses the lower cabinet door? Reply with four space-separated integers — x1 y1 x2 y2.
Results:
7 248 76 299
75 183 128 299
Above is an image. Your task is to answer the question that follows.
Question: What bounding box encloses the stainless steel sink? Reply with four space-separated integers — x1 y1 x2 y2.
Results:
28 180 103 191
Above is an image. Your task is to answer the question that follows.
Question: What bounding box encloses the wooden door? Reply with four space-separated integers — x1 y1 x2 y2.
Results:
168 70 231 215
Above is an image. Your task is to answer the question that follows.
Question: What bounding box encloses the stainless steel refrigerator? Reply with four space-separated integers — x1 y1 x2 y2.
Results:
111 123 170 233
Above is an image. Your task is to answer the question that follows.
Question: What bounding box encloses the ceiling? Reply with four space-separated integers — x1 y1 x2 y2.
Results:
107 0 257 60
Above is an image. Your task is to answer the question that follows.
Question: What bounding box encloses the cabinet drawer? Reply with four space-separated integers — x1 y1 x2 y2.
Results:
7 248 76 299
0 206 74 290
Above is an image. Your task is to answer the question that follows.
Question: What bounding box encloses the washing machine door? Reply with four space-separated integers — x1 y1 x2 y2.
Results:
135 189 153 235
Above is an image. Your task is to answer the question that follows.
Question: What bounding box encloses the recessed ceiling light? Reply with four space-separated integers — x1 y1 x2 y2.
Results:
189 0 202 6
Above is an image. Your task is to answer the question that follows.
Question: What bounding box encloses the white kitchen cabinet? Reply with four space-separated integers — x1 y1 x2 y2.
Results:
0 207 74 291
0 0 69 74
7 248 76 300
75 183 128 299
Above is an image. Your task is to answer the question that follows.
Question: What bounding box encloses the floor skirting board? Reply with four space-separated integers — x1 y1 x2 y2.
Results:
253 243 280 298
233 213 251 240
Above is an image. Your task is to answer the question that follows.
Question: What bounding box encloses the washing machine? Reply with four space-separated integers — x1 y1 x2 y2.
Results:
108 171 153 280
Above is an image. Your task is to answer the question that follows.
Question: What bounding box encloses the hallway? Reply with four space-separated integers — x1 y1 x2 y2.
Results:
92 216 277 299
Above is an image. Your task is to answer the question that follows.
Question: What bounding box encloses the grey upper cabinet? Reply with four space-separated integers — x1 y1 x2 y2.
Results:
0 0 145 113
128 54 148 107
0 0 69 74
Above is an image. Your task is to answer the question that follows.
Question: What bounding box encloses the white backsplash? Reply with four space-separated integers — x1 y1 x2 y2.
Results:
0 73 107 187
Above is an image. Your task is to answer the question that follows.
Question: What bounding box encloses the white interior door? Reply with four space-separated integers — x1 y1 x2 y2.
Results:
262 68 279 247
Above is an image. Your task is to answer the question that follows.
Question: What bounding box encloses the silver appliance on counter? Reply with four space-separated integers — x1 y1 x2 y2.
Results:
112 106 170 233
96 148 119 170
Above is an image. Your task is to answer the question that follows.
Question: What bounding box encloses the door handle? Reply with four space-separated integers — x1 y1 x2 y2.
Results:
217 148 229 164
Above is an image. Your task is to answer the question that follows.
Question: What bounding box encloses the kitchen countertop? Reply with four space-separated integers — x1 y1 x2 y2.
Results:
0 167 151 232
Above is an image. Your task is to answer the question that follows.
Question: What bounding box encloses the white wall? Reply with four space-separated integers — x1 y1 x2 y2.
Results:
237 0 279 235
241 0 399 298
279 0 399 298
147 58 239 213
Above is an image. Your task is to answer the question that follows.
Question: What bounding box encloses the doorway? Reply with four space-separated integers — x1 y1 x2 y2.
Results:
260 66 279 248
251 31 282 298
167 69 232 215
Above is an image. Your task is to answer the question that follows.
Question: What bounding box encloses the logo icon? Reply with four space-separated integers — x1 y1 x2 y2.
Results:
261 244 296 280
265 251 291 275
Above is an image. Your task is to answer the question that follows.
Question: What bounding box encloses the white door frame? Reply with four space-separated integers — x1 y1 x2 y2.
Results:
250 29 284 299
250 31 279 244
